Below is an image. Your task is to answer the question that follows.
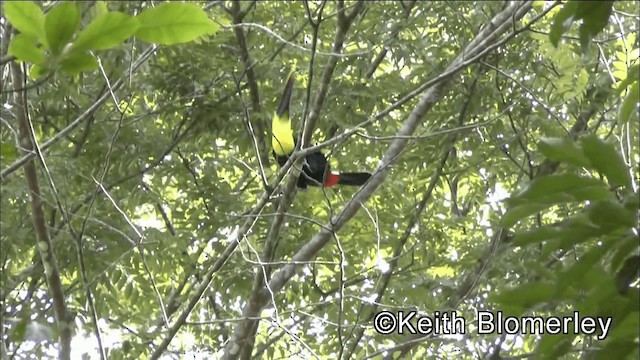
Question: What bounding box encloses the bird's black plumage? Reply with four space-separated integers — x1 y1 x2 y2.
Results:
271 72 371 189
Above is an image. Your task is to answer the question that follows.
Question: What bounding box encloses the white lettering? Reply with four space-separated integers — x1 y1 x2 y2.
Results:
417 316 433 334
503 316 519 334
521 316 543 334
397 311 416 334
597 317 612 340
546 316 561 334
477 311 495 334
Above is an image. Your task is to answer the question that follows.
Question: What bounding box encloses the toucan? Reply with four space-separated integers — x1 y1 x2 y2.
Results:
271 71 372 190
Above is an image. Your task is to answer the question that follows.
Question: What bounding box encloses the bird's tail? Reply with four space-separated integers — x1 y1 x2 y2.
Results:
276 69 296 117
272 69 297 156
335 172 372 186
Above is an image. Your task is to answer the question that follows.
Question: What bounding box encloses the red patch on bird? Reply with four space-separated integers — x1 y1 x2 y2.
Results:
324 173 340 187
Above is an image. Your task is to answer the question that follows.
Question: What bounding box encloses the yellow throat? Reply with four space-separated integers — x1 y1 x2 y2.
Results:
272 115 295 156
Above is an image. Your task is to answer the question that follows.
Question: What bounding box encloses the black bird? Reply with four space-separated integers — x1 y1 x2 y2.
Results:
271 71 371 189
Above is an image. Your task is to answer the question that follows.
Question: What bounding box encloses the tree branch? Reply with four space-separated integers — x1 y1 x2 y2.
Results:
300 0 366 148
11 62 72 360
222 2 536 359
231 1 270 179
223 2 365 358
341 77 477 359
386 17 619 360
0 45 157 182
149 149 301 359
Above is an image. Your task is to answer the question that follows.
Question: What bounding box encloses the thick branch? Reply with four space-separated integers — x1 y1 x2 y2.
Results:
236 180 297 360
222 1 535 358
388 19 617 360
341 77 477 358
11 63 72 360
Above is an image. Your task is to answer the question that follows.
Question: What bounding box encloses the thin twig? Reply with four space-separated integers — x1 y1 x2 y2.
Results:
226 23 375 58
0 45 157 182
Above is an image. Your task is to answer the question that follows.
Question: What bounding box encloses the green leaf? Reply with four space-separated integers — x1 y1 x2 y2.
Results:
45 2 80 55
0 143 17 162
60 53 98 76
618 82 638 125
616 63 639 93
578 25 592 53
10 318 28 342
513 227 561 246
611 235 640 273
28 64 49 79
587 200 637 231
537 332 575 359
608 311 640 339
581 135 631 188
509 173 610 205
541 224 602 256
623 192 640 212
135 3 219 45
93 1 109 18
496 172 614 227
71 12 139 52
7 34 45 65
575 1 613 53
111 268 122 285
595 341 639 360
3 1 46 44
578 271 618 314
512 215 601 250
538 137 590 167
124 281 134 298
501 203 551 228
556 238 615 292
492 282 558 308
549 1 578 47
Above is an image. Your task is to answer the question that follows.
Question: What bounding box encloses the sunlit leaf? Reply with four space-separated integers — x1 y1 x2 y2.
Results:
8 34 45 65
45 2 80 55
135 3 219 45
3 1 46 44
71 12 139 52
